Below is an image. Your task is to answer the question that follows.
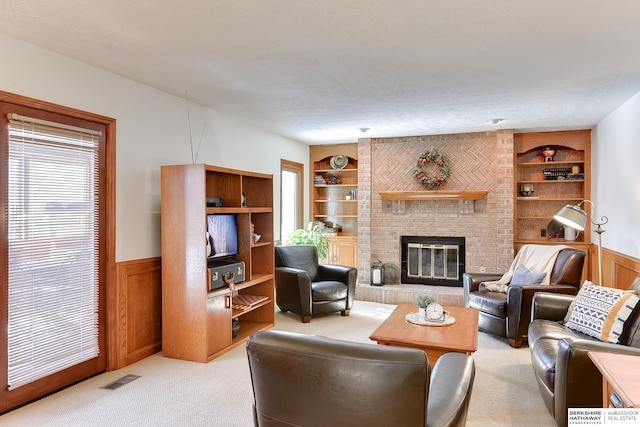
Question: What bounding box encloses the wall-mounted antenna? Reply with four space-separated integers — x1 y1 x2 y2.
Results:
185 91 207 164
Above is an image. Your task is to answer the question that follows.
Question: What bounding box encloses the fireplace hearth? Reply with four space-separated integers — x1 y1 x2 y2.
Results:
400 236 465 287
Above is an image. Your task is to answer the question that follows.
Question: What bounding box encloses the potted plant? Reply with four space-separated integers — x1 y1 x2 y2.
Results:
416 293 436 319
286 222 330 261
343 188 356 200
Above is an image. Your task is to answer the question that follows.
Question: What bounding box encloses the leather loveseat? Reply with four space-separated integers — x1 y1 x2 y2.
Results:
528 275 640 427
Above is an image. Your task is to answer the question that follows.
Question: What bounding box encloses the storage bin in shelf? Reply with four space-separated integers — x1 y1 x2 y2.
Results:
231 320 270 344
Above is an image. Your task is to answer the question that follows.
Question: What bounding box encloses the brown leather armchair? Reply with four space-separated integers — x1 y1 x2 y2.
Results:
246 330 476 427
463 247 585 347
275 245 357 323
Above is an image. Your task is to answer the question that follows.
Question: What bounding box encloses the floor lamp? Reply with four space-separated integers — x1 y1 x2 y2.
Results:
553 200 608 286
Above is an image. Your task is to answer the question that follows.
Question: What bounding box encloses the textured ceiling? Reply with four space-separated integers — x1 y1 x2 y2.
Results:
2 0 640 144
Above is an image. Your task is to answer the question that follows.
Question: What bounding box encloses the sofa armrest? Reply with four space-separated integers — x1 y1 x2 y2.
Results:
505 285 577 339
427 353 476 427
275 267 313 316
318 264 356 283
531 292 575 321
554 337 640 427
462 272 503 306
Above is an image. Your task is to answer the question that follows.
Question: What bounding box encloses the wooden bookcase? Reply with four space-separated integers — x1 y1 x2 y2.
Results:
160 164 274 363
514 130 591 280
310 143 358 267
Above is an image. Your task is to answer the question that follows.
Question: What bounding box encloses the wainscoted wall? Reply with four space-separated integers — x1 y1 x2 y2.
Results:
111 258 162 370
601 247 640 289
357 131 515 285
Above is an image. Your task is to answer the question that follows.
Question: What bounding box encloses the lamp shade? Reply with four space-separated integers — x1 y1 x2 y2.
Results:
553 204 587 231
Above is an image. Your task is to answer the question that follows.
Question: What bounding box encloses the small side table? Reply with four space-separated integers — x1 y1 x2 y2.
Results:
588 351 640 408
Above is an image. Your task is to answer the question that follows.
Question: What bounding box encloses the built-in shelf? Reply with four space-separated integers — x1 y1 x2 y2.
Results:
379 190 488 201
311 144 359 263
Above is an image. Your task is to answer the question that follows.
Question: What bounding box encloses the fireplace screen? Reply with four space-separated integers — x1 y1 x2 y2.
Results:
401 236 465 287
407 244 459 280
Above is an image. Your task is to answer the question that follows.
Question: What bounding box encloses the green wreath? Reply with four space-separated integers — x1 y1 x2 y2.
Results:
413 148 451 189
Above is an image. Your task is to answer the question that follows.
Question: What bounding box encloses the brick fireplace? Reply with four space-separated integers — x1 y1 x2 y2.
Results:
354 131 516 304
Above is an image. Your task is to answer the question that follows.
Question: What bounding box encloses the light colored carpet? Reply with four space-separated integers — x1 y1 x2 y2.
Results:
0 301 555 426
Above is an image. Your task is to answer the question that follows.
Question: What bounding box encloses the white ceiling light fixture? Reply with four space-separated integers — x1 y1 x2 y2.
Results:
359 127 370 133
487 119 506 125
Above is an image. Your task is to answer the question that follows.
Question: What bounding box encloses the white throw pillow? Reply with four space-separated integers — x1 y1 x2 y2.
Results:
565 282 640 343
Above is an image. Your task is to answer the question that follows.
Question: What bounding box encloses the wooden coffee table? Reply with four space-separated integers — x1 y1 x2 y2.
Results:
369 302 479 364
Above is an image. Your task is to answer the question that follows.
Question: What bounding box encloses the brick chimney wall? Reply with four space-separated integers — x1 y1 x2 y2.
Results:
357 130 515 284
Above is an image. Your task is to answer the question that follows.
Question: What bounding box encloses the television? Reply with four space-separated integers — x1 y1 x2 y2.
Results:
206 214 239 260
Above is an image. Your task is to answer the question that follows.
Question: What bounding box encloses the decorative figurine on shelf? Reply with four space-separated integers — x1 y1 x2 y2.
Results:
242 192 247 207
542 147 556 162
327 175 342 185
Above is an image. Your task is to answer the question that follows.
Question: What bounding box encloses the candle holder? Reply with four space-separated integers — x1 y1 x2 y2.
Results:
520 183 534 197
370 258 385 286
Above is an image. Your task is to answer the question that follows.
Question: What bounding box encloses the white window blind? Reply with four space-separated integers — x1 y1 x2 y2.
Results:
6 113 101 390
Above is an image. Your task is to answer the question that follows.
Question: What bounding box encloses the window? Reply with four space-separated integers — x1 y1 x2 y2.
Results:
6 113 101 390
280 159 304 243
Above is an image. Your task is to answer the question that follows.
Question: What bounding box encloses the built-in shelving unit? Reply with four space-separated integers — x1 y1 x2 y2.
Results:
160 164 274 363
310 143 358 267
514 130 591 279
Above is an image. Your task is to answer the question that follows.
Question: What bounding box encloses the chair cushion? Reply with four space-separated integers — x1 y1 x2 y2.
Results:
511 265 547 286
312 281 348 301
468 290 507 318
565 282 640 343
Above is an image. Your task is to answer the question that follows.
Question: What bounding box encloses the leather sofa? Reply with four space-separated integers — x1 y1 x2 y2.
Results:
275 245 357 323
246 330 476 427
463 247 585 347
528 275 640 427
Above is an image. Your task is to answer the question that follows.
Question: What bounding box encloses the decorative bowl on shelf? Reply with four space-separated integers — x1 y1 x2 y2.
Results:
329 155 348 169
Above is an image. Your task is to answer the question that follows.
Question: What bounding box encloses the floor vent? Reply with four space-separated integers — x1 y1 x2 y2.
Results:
101 374 140 390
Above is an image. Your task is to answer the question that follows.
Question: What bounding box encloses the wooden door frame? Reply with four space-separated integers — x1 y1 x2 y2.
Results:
280 159 304 243
0 90 116 412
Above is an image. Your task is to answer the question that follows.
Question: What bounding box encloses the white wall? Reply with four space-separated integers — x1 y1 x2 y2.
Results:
592 90 640 259
0 33 309 261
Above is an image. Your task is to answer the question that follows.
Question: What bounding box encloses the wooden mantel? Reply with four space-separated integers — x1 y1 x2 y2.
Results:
378 190 488 201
